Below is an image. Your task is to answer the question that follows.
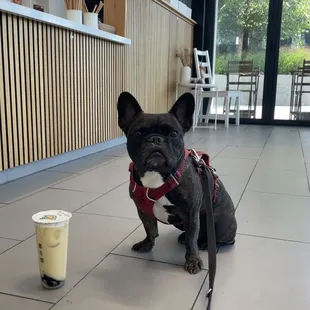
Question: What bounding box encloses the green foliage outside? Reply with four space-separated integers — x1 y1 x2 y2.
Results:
218 0 310 51
216 48 310 75
216 0 310 75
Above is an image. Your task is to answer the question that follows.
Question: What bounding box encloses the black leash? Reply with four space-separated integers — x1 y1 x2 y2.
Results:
201 164 217 310
190 149 217 309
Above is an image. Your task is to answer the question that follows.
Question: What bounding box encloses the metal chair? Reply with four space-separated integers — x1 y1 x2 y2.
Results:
225 60 260 118
290 60 310 120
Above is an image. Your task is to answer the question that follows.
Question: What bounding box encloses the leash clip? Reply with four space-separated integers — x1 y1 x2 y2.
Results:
190 149 206 167
190 149 201 162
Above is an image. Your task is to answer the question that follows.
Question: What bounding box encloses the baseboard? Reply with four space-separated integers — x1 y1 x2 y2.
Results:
0 136 126 185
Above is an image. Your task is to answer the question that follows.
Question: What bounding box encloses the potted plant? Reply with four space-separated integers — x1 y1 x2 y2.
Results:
176 47 192 84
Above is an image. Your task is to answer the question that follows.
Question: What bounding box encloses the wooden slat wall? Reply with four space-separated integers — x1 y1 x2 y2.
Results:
124 0 194 112
0 0 193 171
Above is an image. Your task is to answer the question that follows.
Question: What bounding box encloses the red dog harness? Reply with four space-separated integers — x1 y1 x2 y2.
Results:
128 149 218 223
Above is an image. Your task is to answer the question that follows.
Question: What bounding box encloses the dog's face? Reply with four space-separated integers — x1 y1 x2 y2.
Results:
117 92 195 174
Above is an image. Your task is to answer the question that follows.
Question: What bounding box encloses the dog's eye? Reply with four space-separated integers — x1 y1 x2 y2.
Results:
169 131 179 138
135 131 142 137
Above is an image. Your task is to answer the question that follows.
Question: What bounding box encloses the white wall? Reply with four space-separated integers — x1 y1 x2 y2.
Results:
48 0 66 18
0 0 66 18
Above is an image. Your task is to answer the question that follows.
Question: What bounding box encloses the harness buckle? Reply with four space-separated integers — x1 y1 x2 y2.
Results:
190 149 206 166
190 149 201 162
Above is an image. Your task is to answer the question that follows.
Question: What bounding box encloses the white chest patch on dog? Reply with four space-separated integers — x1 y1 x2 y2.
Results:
140 171 172 224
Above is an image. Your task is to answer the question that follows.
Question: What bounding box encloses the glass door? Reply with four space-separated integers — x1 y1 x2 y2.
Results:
274 0 310 121
215 0 269 120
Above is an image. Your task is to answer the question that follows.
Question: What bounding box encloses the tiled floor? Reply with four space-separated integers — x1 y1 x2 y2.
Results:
1 125 310 310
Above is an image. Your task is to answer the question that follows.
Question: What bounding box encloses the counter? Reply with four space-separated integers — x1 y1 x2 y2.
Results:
0 0 194 173
0 2 131 45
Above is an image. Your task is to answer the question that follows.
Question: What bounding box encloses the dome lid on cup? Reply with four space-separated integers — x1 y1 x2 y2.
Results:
32 210 72 224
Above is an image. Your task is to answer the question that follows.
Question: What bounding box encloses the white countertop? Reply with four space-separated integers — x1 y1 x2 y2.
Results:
0 2 131 45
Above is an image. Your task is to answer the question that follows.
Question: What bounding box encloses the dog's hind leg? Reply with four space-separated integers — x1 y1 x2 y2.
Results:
215 212 237 246
132 208 159 253
178 214 209 250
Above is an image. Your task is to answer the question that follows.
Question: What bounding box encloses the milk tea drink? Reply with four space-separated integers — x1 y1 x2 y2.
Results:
32 210 72 289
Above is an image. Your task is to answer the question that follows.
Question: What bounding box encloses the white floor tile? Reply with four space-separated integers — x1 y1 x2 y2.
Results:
193 235 310 310
51 254 206 310
247 167 309 196
237 191 310 242
217 146 263 159
0 171 74 203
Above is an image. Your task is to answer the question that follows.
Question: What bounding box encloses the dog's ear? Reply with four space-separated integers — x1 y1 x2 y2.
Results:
169 93 195 132
117 92 143 134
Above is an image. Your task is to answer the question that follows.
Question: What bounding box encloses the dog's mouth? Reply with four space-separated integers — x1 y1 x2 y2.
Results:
145 150 167 171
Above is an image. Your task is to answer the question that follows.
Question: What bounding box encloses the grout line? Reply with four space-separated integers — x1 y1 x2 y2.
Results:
236 232 310 246
49 186 104 195
72 181 129 213
0 234 35 256
48 156 121 175
244 189 310 198
0 151 128 206
75 211 139 221
299 129 310 193
110 252 207 270
0 173 79 206
49 224 142 310
191 272 209 310
0 236 22 242
213 155 260 160
189 246 223 309
234 127 273 211
0 292 55 305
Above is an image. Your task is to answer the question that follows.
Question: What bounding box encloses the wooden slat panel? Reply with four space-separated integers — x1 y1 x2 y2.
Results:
0 1 194 171
63 29 68 152
23 19 34 163
38 22 46 159
33 21 42 161
13 16 24 166
0 14 8 170
47 25 54 157
3 14 15 168
42 24 49 158
0 21 3 169
59 29 65 153
8 15 19 166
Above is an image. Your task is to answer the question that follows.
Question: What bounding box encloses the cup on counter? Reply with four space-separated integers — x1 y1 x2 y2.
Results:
66 9 83 24
32 210 72 289
83 12 98 29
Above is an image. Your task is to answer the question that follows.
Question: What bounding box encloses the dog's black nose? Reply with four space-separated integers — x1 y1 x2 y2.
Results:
148 135 165 144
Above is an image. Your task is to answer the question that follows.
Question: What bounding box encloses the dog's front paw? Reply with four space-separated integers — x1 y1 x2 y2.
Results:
132 238 155 253
184 256 203 274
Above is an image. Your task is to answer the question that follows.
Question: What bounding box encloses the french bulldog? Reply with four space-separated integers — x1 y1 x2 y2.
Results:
117 91 237 274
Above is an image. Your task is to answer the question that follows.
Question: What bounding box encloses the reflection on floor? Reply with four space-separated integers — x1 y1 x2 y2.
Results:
0 125 310 310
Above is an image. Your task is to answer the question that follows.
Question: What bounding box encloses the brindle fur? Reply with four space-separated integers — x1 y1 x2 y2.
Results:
118 92 237 274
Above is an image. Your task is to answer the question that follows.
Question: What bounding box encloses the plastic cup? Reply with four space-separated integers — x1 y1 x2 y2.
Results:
32 210 72 289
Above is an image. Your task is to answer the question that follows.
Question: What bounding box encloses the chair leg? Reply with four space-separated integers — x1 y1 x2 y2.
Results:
225 96 229 129
204 97 212 124
192 89 197 132
236 95 240 126
195 93 200 128
214 90 218 130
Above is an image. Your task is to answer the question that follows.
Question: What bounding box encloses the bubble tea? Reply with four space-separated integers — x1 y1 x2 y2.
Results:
32 210 72 289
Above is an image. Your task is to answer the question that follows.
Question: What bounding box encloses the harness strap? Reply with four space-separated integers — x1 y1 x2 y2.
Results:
129 150 191 203
201 165 217 310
